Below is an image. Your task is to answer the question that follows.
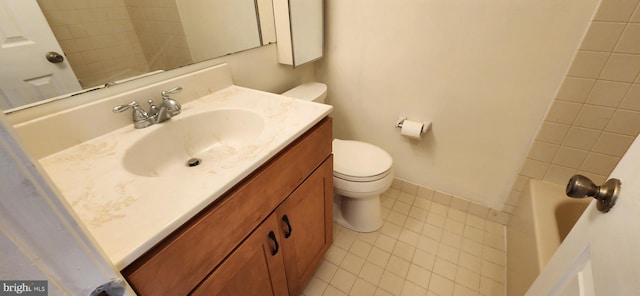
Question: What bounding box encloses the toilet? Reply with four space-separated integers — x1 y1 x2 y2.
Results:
282 83 394 232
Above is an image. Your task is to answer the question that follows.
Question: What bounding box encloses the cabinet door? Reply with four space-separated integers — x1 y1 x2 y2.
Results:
191 214 288 296
277 157 334 295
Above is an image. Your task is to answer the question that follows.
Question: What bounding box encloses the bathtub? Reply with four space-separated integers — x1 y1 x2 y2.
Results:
506 180 590 296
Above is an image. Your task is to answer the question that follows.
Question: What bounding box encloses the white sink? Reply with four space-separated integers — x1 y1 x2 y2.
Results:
122 109 265 177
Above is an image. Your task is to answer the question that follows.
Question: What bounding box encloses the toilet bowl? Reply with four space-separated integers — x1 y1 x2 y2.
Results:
282 83 394 232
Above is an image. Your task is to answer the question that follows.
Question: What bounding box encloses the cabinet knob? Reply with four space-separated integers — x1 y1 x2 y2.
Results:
282 215 293 238
268 231 280 255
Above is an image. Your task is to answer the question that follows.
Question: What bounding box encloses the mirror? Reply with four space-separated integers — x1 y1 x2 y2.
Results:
0 0 275 112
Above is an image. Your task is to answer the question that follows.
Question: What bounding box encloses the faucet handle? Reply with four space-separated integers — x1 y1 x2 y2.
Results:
113 101 151 128
113 101 138 113
161 86 182 98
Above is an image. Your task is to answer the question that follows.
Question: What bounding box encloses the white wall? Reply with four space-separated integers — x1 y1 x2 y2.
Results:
318 0 600 208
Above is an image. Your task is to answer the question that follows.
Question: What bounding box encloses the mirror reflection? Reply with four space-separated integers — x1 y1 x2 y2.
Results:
0 0 275 111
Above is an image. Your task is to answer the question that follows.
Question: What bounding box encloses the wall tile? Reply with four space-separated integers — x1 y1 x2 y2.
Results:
580 153 621 175
513 1 639 196
599 54 640 82
580 22 627 52
567 51 611 78
512 175 530 192
619 84 640 111
543 165 577 184
555 77 596 103
573 104 616 130
632 5 640 23
592 132 635 157
545 101 583 124
586 80 631 107
605 109 640 135
614 24 640 54
528 141 559 162
563 127 601 149
594 0 640 21
520 159 549 179
535 122 571 144
552 146 589 169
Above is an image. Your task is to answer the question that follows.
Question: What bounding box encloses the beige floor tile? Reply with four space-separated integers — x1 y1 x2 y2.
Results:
381 222 403 239
375 233 398 253
368 247 392 268
329 268 357 294
393 201 413 215
310 188 505 296
399 229 421 246
482 246 506 267
479 276 505 296
325 245 347 265
350 278 377 296
387 255 411 277
303 277 328 296
379 271 405 295
322 285 347 296
406 264 432 289
393 241 417 262
349 239 373 259
421 223 443 241
458 252 482 273
426 213 446 228
455 267 481 290
314 260 338 283
401 280 428 296
453 284 479 296
412 249 436 270
404 217 425 234
433 257 458 280
340 253 366 275
388 210 409 226
359 262 385 285
437 244 461 264
416 235 439 255
429 273 455 296
481 261 505 284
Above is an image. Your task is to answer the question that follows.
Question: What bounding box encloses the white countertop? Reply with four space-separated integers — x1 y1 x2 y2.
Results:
39 86 332 269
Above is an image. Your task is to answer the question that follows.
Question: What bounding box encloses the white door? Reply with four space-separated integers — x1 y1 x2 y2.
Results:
527 135 640 295
0 0 81 110
0 112 128 294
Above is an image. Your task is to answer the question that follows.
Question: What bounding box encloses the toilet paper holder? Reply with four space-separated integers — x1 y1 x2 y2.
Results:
395 116 431 134
395 116 409 128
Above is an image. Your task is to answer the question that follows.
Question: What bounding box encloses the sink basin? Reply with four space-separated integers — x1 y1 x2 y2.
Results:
123 109 265 177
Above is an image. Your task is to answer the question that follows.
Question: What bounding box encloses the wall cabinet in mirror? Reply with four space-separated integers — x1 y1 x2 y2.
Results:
273 0 323 67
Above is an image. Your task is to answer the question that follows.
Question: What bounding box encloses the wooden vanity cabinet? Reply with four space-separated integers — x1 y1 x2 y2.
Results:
122 118 333 296
192 157 333 296
190 214 289 296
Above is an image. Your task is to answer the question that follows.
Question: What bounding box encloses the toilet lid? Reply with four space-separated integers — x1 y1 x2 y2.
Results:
332 139 392 181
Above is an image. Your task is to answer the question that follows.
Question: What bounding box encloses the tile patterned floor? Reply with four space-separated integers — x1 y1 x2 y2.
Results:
303 187 506 296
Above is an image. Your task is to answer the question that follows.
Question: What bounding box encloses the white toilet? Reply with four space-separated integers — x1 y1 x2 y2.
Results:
282 82 394 232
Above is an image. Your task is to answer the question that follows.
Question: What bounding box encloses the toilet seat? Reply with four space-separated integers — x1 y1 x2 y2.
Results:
332 139 393 182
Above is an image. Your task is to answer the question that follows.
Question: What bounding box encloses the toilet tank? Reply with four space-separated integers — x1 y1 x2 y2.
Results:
281 82 327 103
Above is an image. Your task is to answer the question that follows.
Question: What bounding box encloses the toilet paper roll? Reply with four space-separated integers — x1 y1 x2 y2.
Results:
400 120 425 140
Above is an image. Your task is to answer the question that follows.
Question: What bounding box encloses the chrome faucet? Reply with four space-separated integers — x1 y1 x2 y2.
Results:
113 86 182 129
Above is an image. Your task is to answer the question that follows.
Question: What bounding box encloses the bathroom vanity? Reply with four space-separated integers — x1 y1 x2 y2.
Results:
28 64 333 295
123 118 333 295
